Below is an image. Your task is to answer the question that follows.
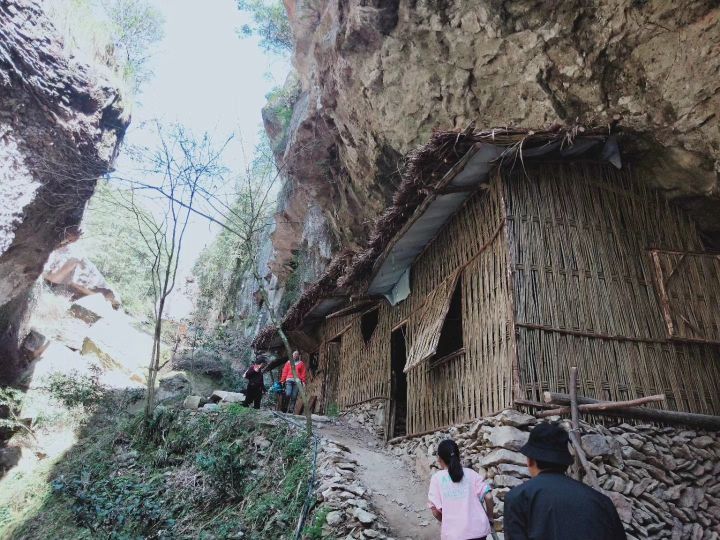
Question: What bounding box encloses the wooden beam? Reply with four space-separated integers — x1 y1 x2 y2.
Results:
543 392 720 430
536 394 666 418
514 399 557 410
325 301 377 320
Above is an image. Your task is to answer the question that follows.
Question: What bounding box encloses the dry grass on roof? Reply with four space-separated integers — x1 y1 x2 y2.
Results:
251 249 355 350
338 124 612 288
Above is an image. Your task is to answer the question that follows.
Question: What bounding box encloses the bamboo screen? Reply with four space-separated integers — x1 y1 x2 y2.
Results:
328 303 393 409
308 175 513 434
405 175 513 433
404 269 461 373
650 250 720 343
506 162 720 415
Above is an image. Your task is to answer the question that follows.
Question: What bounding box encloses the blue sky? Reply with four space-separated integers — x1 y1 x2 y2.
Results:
135 0 289 152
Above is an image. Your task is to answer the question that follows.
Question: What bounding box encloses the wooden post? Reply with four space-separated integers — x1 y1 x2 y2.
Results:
567 367 598 488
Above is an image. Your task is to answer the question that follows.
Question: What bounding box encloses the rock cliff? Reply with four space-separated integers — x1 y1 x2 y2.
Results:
265 0 719 296
0 0 128 380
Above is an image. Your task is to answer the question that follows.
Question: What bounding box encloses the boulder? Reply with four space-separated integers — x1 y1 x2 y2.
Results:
51 317 90 351
43 245 120 307
156 371 191 403
69 293 117 324
353 508 376 525
81 317 153 374
0 446 21 471
19 328 48 361
480 449 527 468
496 463 530 477
210 390 246 403
581 434 613 458
326 510 343 526
183 395 202 410
492 474 524 488
488 426 529 451
492 409 536 428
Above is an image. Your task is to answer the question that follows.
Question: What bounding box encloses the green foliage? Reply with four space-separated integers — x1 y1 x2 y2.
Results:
46 0 164 94
265 78 301 129
303 507 330 540
325 403 340 418
237 0 293 55
80 181 157 318
17 406 312 539
45 366 105 409
0 387 29 436
264 75 301 154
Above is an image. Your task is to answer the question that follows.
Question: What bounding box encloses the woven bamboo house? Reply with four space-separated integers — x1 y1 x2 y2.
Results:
255 127 720 439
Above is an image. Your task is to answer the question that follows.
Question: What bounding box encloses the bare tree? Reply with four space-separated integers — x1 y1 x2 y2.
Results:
116 127 315 433
112 122 230 418
218 141 315 435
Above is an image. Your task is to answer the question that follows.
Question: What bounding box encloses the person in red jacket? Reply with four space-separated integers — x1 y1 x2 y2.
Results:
280 350 307 412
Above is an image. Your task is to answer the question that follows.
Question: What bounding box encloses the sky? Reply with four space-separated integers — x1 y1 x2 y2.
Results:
113 0 291 317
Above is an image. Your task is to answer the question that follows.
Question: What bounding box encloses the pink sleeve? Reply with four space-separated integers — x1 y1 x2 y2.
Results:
428 474 442 510
473 471 491 498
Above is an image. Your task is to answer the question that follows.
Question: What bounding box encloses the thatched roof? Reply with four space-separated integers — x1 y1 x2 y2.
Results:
251 249 355 350
253 124 616 351
339 124 614 289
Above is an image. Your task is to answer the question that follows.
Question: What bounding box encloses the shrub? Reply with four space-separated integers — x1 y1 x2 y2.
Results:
45 366 105 409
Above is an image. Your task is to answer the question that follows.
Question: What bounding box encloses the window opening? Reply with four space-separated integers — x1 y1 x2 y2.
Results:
430 275 463 366
360 308 379 344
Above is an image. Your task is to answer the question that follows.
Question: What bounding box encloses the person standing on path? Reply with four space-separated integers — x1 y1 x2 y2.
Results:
503 422 627 540
242 356 266 409
428 439 494 540
280 350 307 412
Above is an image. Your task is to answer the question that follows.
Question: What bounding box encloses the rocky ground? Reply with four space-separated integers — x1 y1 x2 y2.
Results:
388 411 720 540
301 403 720 539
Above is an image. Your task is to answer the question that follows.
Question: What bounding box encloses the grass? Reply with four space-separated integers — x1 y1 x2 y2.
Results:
3 402 313 540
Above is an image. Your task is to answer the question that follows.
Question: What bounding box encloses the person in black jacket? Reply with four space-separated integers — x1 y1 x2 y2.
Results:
242 357 266 409
503 422 626 540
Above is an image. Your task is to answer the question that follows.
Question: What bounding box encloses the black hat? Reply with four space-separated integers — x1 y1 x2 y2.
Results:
253 356 267 365
519 422 574 466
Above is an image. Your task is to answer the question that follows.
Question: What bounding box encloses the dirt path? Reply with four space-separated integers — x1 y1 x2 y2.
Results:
317 422 439 540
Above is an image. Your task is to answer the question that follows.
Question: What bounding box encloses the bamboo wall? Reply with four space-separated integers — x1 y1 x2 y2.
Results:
310 176 513 434
306 160 720 433
506 163 720 415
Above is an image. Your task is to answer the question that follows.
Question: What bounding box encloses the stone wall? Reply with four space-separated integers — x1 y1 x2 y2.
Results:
389 410 720 540
340 401 387 441
312 437 391 539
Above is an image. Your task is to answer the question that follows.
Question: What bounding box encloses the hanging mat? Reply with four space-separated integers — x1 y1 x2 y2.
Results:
404 269 461 373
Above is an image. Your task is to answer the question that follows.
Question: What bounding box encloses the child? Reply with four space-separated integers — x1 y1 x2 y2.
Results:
428 439 494 540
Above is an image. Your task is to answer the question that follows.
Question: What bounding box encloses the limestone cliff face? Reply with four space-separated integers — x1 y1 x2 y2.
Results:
0 0 128 379
266 0 719 290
